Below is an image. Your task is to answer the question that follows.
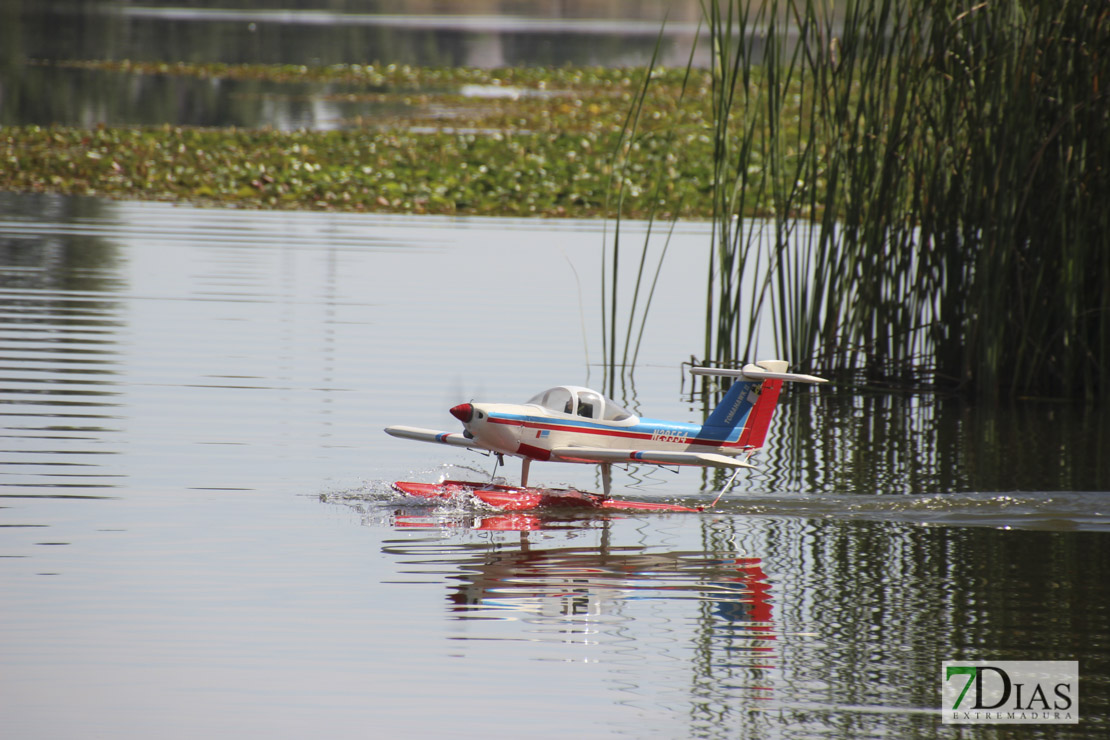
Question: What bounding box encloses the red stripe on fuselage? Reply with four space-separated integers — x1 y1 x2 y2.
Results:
487 415 748 450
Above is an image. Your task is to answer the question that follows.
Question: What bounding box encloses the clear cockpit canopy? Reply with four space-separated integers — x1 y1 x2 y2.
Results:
525 386 635 422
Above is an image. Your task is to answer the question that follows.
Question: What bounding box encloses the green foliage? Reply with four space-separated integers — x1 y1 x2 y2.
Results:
688 0 1108 400
4 10 1108 399
0 61 789 219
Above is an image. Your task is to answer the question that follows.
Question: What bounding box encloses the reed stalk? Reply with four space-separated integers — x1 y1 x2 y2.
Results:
602 15 701 395
636 0 1108 400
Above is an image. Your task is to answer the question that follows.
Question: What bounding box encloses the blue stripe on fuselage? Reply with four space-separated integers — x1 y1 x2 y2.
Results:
487 412 744 446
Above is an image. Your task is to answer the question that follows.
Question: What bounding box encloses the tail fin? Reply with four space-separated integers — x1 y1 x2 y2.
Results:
692 360 826 449
736 377 783 449
701 376 761 429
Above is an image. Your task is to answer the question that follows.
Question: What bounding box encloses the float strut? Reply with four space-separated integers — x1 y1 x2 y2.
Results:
707 468 742 508
489 453 505 483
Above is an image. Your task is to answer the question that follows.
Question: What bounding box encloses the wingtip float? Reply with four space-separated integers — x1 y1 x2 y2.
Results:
386 360 826 513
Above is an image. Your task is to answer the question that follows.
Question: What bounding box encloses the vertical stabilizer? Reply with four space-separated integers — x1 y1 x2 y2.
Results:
691 360 825 448
736 378 783 449
703 379 760 429
737 360 787 449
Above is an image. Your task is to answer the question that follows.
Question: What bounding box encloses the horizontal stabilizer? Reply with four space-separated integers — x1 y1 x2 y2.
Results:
384 426 489 450
690 361 827 385
552 446 755 470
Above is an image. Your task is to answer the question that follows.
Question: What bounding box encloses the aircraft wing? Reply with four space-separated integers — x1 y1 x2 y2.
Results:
551 446 755 470
384 425 492 451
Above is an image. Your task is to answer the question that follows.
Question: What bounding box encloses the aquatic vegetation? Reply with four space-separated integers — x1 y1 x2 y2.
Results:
1 61 784 219
656 0 1108 400
2 125 609 216
5 8 1107 400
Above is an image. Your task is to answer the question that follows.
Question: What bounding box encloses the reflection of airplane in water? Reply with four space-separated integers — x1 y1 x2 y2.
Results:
384 517 777 669
395 509 610 533
446 550 778 647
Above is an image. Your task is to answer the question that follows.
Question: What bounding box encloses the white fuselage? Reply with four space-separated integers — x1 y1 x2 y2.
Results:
458 402 745 462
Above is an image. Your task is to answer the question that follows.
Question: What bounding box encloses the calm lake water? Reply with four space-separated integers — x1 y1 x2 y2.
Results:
1 192 1107 738
1 0 708 129
4 2 1109 736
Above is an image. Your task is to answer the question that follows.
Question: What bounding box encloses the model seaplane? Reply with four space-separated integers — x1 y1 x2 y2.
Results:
385 360 826 512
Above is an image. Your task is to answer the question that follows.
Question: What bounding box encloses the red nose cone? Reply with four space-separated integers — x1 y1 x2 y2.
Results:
450 403 474 423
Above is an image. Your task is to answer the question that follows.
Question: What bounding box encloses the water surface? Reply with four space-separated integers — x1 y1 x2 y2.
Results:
1 193 1107 738
1 0 706 128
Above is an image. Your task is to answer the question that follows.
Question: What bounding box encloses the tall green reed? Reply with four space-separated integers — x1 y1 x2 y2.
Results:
601 15 700 397
624 0 1107 400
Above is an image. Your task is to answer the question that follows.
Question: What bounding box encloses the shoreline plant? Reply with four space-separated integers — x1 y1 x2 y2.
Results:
2 1 1107 399
660 0 1108 401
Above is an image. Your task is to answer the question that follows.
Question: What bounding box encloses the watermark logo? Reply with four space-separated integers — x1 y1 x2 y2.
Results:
942 661 1078 724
